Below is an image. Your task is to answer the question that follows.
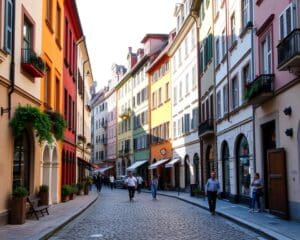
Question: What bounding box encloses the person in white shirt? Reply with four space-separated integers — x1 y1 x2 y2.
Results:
136 174 143 193
125 171 137 201
109 175 115 190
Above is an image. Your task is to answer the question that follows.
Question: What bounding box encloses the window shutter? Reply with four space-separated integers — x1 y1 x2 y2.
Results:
4 0 13 52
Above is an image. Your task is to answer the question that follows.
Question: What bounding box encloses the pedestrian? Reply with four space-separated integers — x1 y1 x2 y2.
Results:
125 171 137 201
151 174 158 200
205 171 220 215
249 173 263 213
136 174 143 193
109 175 115 190
96 173 102 192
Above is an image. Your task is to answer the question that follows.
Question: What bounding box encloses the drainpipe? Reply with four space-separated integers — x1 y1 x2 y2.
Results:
250 0 256 173
2 0 16 119
191 8 202 189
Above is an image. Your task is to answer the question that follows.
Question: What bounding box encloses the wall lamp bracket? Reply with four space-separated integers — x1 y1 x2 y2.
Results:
1 107 10 116
285 128 293 137
283 106 292 116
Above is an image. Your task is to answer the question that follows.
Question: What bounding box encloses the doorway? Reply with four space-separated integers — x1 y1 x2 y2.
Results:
184 155 190 188
222 141 231 198
261 120 276 209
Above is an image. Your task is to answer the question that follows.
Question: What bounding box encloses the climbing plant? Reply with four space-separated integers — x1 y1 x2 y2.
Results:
45 110 66 141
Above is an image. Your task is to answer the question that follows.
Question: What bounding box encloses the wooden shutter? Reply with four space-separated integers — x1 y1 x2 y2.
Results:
4 0 13 52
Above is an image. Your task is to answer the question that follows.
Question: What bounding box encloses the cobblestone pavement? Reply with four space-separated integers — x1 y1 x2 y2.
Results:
50 188 267 240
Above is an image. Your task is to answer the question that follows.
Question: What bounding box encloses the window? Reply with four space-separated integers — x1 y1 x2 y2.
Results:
179 81 183 99
191 28 195 49
173 121 177 138
44 65 51 106
242 64 250 100
23 18 32 49
46 0 52 26
4 0 13 52
230 13 236 45
279 4 295 40
191 108 198 130
64 88 67 120
152 92 157 109
242 0 250 29
56 4 61 44
222 29 226 58
185 73 189 95
64 19 68 61
200 48 204 73
174 86 177 105
178 48 182 66
165 82 170 101
68 95 71 129
215 38 220 65
173 56 176 72
261 32 272 74
184 113 190 133
232 76 239 109
158 88 162 105
192 65 196 89
217 91 221 119
55 78 60 111
223 84 228 114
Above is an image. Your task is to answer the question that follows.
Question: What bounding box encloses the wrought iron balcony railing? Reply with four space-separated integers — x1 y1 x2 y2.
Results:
277 29 300 71
244 74 274 105
198 118 214 137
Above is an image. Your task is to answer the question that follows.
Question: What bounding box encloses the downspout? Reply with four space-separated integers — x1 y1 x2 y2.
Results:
7 0 16 119
191 8 202 189
250 0 256 173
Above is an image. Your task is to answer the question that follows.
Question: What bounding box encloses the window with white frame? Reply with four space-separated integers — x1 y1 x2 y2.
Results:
191 108 198 130
242 0 250 29
4 0 13 53
173 121 177 138
222 29 226 58
192 65 197 89
178 48 182 66
185 73 189 95
279 3 295 40
179 81 183 99
232 76 239 109
158 87 162 106
185 38 188 57
242 64 250 100
174 86 177 105
165 82 170 101
230 13 236 45
215 38 220 65
223 84 228 114
261 31 272 74
216 91 221 119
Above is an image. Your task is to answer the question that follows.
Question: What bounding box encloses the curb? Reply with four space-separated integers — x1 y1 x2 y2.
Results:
148 191 292 240
39 193 99 240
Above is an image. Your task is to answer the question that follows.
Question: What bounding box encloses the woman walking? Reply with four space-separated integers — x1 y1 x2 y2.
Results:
151 174 158 200
249 173 263 213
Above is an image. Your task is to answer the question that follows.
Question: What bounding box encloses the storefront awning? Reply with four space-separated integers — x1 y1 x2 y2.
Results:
94 166 114 173
127 160 148 171
78 158 96 170
148 158 170 170
165 157 181 168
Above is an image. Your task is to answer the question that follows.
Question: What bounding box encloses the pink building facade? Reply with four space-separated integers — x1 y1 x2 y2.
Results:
250 0 300 220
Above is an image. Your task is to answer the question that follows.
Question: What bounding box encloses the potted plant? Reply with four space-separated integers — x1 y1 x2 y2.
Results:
10 186 28 224
61 185 71 202
77 182 84 195
70 185 78 200
39 185 49 205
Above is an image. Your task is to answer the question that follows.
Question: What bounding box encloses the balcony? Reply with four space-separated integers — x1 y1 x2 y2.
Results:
118 147 130 157
244 74 274 105
198 119 214 138
119 108 131 120
277 29 300 73
21 48 45 77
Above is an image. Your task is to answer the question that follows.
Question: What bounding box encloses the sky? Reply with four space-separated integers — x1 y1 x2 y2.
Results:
76 0 178 91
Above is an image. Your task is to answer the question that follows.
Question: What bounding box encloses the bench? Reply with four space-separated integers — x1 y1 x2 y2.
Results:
27 196 49 220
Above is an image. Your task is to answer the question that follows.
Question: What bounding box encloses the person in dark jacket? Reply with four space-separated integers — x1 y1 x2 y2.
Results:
205 171 220 215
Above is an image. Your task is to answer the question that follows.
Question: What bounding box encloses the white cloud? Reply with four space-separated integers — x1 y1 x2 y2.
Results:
76 0 177 90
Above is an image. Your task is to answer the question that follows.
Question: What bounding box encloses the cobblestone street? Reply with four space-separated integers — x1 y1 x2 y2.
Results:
50 188 266 240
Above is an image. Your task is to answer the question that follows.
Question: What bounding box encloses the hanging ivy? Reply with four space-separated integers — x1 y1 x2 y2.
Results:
10 105 52 143
45 110 67 140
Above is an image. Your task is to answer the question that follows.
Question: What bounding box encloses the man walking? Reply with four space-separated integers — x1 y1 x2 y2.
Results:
109 175 115 190
125 171 137 201
136 174 143 193
151 174 158 200
205 171 220 215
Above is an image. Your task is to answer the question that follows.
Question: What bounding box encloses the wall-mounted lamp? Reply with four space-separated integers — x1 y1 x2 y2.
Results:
285 128 293 137
283 106 292 116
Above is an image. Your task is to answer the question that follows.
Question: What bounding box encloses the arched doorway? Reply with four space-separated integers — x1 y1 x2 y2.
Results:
221 141 230 197
42 146 50 189
13 130 33 191
236 135 250 199
51 147 58 204
184 155 190 188
206 145 215 181
193 154 200 185
174 160 180 188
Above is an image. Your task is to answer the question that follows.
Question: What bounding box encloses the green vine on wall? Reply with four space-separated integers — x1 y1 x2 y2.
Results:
10 106 67 144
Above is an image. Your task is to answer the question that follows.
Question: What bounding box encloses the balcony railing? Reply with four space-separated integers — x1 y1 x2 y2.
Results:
198 118 214 137
278 29 300 72
21 48 45 77
244 74 274 105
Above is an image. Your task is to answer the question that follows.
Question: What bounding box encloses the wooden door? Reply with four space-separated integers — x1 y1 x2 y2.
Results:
267 148 289 219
